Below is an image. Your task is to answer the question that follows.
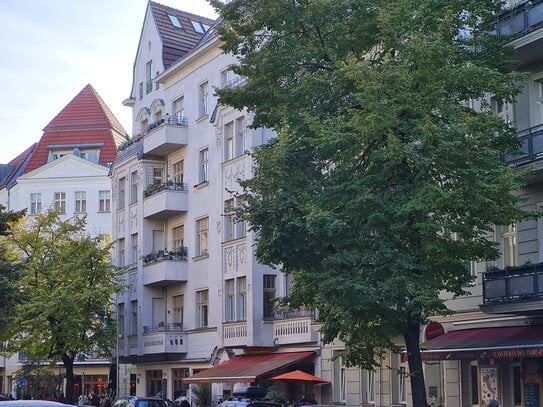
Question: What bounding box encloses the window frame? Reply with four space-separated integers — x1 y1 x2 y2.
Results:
74 191 87 213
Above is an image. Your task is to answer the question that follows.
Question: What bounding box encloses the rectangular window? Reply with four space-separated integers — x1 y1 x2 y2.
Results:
235 197 246 239
146 61 153 94
172 368 189 400
173 294 184 327
146 370 162 398
225 279 235 322
225 121 234 161
99 190 111 212
130 170 138 204
139 82 143 100
155 71 160 90
153 168 163 184
366 370 375 403
237 277 247 320
131 234 138 265
196 217 209 256
196 289 209 328
263 275 276 318
54 192 66 214
173 97 185 124
235 116 246 156
399 366 407 404
30 193 42 215
199 81 208 117
75 191 87 213
118 177 126 209
173 160 184 184
199 148 209 183
118 303 125 337
225 199 235 241
512 364 521 406
130 300 138 336
340 356 346 402
173 225 185 251
221 69 233 87
470 364 479 406
502 224 518 267
118 238 125 267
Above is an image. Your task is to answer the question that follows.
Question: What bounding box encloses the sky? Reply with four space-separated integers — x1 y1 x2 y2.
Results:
0 0 218 164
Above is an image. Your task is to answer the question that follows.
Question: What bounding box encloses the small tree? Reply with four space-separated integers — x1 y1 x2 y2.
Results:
192 383 212 407
2 211 124 402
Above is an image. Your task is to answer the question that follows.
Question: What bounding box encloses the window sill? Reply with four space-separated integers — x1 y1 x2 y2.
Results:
192 253 209 261
97 210 111 213
74 211 87 215
196 114 209 123
194 181 209 189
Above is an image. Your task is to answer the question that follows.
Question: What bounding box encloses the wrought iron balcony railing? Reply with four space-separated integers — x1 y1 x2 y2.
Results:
496 0 543 37
482 262 543 304
504 124 543 165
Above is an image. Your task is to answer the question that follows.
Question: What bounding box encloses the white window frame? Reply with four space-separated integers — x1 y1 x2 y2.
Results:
199 148 209 184
199 81 208 117
99 190 111 212
173 96 185 124
501 224 518 268
225 279 235 322
196 217 209 256
74 191 87 213
263 274 276 318
30 193 42 215
118 177 126 209
196 289 209 328
54 192 66 214
130 170 138 204
237 277 247 320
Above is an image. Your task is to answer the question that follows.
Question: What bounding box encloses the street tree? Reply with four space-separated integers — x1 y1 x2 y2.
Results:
0 204 25 336
1 211 124 401
212 0 533 405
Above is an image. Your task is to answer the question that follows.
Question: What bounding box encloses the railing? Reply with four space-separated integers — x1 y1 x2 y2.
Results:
504 124 543 164
143 323 186 333
482 262 543 304
147 116 188 132
143 182 188 198
142 248 188 265
274 308 315 320
496 0 543 37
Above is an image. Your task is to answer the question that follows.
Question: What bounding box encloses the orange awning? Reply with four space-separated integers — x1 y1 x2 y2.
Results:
270 370 329 384
184 351 315 384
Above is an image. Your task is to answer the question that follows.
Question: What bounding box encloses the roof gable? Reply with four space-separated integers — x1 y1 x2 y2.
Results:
18 154 109 181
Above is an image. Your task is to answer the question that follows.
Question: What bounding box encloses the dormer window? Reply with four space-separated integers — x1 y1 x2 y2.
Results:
168 14 183 29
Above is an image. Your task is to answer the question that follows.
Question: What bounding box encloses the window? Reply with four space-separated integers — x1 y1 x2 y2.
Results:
399 366 407 404
118 303 125 337
146 61 153 94
502 224 518 268
118 177 126 209
173 160 184 184
30 193 41 215
237 277 247 320
196 289 209 328
153 168 163 184
139 82 143 100
118 238 125 267
225 279 235 322
221 69 234 87
130 300 138 336
334 353 346 403
155 71 160 90
199 148 209 184
365 369 375 403
225 122 234 161
512 364 521 407
173 225 185 251
75 191 86 213
263 275 276 318
191 20 208 33
54 192 66 214
173 294 184 327
225 199 235 241
196 217 209 256
470 363 479 406
99 190 111 212
131 234 138 266
168 14 183 29
130 170 138 204
173 97 185 124
236 116 246 156
146 370 162 398
173 368 189 400
199 81 208 117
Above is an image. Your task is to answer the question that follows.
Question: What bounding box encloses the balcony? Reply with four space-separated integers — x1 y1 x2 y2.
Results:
223 321 248 347
143 182 188 219
273 309 319 345
480 262 543 314
143 117 188 156
143 324 188 355
142 249 188 286
504 125 543 169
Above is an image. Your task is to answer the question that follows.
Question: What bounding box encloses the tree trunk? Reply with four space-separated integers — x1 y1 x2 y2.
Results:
62 354 75 403
404 318 428 407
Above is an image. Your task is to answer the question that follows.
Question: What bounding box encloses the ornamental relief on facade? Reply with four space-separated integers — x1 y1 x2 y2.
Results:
223 242 247 274
129 205 138 233
223 160 248 191
117 210 125 235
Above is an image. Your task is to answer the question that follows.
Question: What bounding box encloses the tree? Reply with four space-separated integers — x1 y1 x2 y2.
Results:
1 211 124 402
212 0 533 405
0 204 25 335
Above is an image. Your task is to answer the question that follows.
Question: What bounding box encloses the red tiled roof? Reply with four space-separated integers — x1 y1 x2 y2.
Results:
24 84 128 173
150 1 217 69
0 143 37 188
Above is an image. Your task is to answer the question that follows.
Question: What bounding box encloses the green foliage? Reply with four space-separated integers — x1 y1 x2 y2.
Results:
192 383 212 407
213 0 535 405
1 211 125 400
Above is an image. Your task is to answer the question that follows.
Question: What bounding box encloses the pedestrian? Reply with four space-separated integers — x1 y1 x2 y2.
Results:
488 400 499 407
180 396 190 407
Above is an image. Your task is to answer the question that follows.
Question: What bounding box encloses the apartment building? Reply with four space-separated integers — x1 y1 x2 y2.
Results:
0 84 128 398
111 2 321 403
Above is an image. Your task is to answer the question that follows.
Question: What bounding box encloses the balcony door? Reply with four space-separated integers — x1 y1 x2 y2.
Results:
152 298 165 328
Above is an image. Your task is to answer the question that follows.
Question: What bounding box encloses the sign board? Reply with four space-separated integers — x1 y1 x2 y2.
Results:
18 377 26 388
524 382 540 407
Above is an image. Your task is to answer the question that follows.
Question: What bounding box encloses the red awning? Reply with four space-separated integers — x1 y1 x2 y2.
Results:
183 351 315 383
416 325 543 361
270 370 329 384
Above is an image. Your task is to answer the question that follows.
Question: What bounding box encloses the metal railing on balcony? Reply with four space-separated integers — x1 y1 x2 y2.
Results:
147 116 188 133
143 182 188 198
143 323 186 333
142 248 188 265
482 262 543 304
274 308 315 320
504 124 543 164
496 0 543 37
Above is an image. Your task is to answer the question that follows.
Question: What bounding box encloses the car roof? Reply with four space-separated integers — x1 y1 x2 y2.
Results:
0 401 70 407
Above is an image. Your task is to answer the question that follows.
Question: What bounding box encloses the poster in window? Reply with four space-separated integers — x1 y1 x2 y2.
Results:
479 366 499 406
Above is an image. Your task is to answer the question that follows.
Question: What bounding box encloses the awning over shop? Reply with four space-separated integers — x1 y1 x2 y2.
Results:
415 325 543 361
183 351 315 384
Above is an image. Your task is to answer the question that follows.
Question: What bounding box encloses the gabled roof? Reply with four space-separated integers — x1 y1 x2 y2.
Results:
149 1 217 69
23 84 128 174
0 143 37 189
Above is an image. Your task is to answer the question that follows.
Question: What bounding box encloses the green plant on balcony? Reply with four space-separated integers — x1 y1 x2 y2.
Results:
143 182 164 198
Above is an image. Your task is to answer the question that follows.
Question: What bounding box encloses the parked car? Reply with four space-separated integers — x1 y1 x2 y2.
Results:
112 396 168 407
218 386 281 407
0 401 70 406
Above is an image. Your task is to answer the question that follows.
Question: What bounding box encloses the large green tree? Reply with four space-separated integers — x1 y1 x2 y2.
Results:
1 211 124 402
0 204 25 334
212 0 532 405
